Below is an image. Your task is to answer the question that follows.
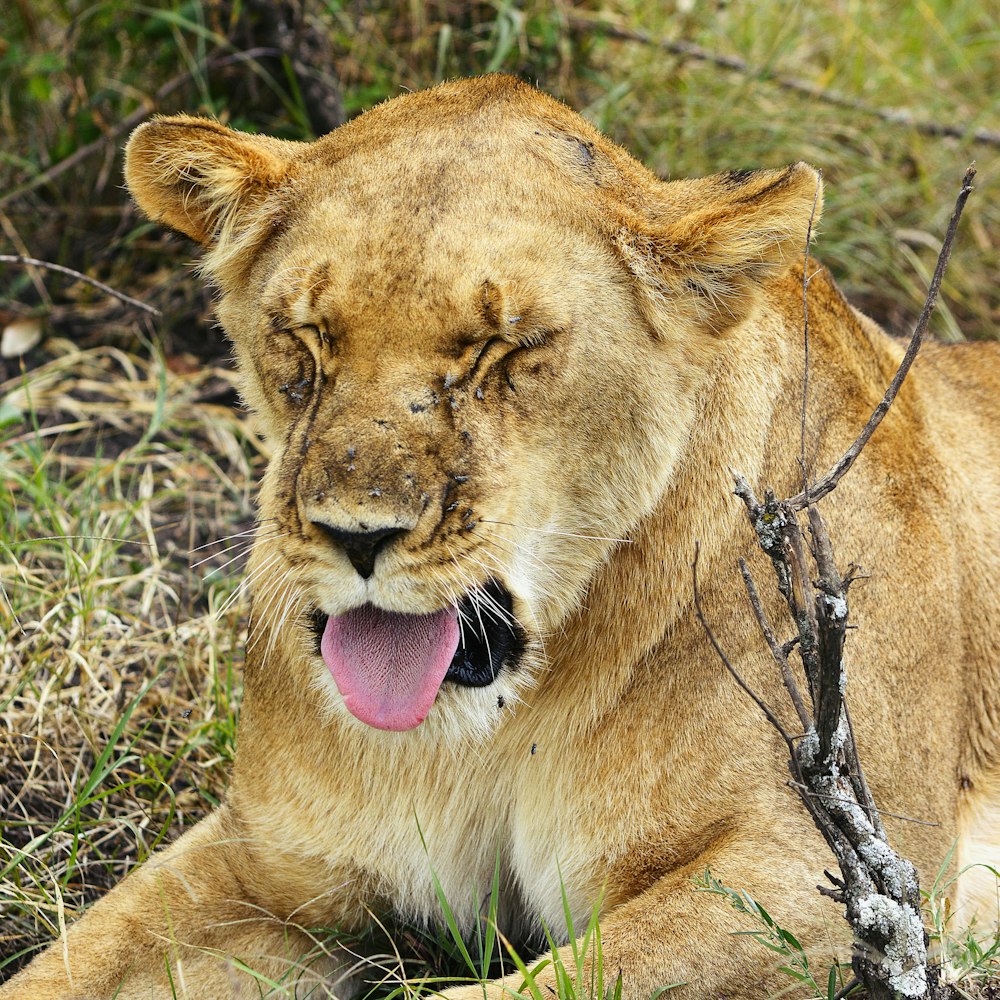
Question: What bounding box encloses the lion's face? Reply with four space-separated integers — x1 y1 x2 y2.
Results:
125 76 819 738
220 144 691 736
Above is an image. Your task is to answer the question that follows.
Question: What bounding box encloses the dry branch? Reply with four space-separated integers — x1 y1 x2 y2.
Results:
568 17 1000 148
0 255 160 316
788 165 976 509
695 167 975 999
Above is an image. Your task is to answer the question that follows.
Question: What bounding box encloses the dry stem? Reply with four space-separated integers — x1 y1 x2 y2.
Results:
0 255 160 316
568 18 1000 148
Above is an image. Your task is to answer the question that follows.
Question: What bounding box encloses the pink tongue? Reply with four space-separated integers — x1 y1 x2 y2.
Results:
321 605 459 731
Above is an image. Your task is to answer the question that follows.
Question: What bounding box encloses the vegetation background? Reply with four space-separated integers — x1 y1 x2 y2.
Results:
1 0 998 994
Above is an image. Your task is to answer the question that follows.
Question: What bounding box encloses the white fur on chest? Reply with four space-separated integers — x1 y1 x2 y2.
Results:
323 728 600 941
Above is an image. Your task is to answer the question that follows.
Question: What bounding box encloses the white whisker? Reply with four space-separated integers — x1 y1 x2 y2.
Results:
187 518 281 554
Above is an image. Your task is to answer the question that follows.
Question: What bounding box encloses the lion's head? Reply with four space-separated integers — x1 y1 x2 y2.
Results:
125 75 820 739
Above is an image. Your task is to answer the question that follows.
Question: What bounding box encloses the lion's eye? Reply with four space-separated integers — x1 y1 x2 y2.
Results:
465 336 507 383
268 331 317 407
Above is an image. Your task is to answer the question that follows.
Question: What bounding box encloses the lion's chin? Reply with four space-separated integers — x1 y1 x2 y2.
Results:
312 579 524 732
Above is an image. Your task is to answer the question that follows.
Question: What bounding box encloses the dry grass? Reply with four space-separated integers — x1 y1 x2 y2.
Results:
1 0 999 994
0 334 262 970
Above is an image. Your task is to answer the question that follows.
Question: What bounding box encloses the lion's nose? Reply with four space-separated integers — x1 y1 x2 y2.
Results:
310 522 407 579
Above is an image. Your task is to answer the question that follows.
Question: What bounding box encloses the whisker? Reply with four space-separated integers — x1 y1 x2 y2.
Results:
218 548 285 618
252 566 299 647
187 518 281 554
195 533 289 576
247 563 298 654
476 535 568 600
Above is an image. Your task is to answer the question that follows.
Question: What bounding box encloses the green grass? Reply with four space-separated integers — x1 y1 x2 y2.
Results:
1 0 999 994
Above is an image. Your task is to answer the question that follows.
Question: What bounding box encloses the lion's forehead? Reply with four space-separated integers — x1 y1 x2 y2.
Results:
255 217 595 358
302 111 614 203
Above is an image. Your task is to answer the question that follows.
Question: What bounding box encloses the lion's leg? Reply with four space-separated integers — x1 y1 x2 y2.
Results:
0 805 347 1000
452 843 843 1000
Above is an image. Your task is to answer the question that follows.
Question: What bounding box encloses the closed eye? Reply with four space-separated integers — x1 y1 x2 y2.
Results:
465 335 508 383
454 328 558 392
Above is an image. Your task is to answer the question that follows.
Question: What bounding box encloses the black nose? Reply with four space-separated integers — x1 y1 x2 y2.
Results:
311 522 406 579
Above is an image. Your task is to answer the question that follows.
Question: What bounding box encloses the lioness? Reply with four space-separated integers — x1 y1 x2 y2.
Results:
4 74 999 1000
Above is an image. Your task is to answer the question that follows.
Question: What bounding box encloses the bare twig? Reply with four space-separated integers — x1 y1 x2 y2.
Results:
702 167 976 999
691 543 793 750
800 174 822 495
738 557 811 732
832 979 861 1000
567 17 1000 147
789 165 976 508
0 255 160 316
728 488 932 997
786 783 940 828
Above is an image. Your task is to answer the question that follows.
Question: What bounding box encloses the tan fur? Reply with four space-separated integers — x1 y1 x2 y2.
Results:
5 75 999 999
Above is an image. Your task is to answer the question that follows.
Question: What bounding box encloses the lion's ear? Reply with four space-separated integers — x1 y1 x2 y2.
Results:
124 116 297 253
617 163 823 336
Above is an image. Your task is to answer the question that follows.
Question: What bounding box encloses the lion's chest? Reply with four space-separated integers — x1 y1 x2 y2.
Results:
322 735 604 939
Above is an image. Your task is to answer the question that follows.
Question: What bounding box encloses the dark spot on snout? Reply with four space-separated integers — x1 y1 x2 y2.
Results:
410 401 426 413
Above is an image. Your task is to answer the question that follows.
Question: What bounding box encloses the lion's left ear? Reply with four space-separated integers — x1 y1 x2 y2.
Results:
616 163 822 336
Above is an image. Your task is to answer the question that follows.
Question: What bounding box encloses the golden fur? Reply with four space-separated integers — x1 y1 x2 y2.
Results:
5 75 999 999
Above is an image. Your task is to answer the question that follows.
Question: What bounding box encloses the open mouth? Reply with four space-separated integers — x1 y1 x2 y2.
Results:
447 579 522 686
310 579 523 731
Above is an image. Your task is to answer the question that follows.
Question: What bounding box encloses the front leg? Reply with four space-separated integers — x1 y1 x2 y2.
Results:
0 805 349 1000
447 841 843 1000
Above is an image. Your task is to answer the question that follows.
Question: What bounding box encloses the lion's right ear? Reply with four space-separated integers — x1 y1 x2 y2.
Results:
124 116 297 252
616 163 823 337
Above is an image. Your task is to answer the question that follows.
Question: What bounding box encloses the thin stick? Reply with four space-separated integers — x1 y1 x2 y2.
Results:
567 18 1000 148
800 173 822 496
789 165 976 508
692 544 793 748
786 783 939 827
738 558 811 732
0 255 160 316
